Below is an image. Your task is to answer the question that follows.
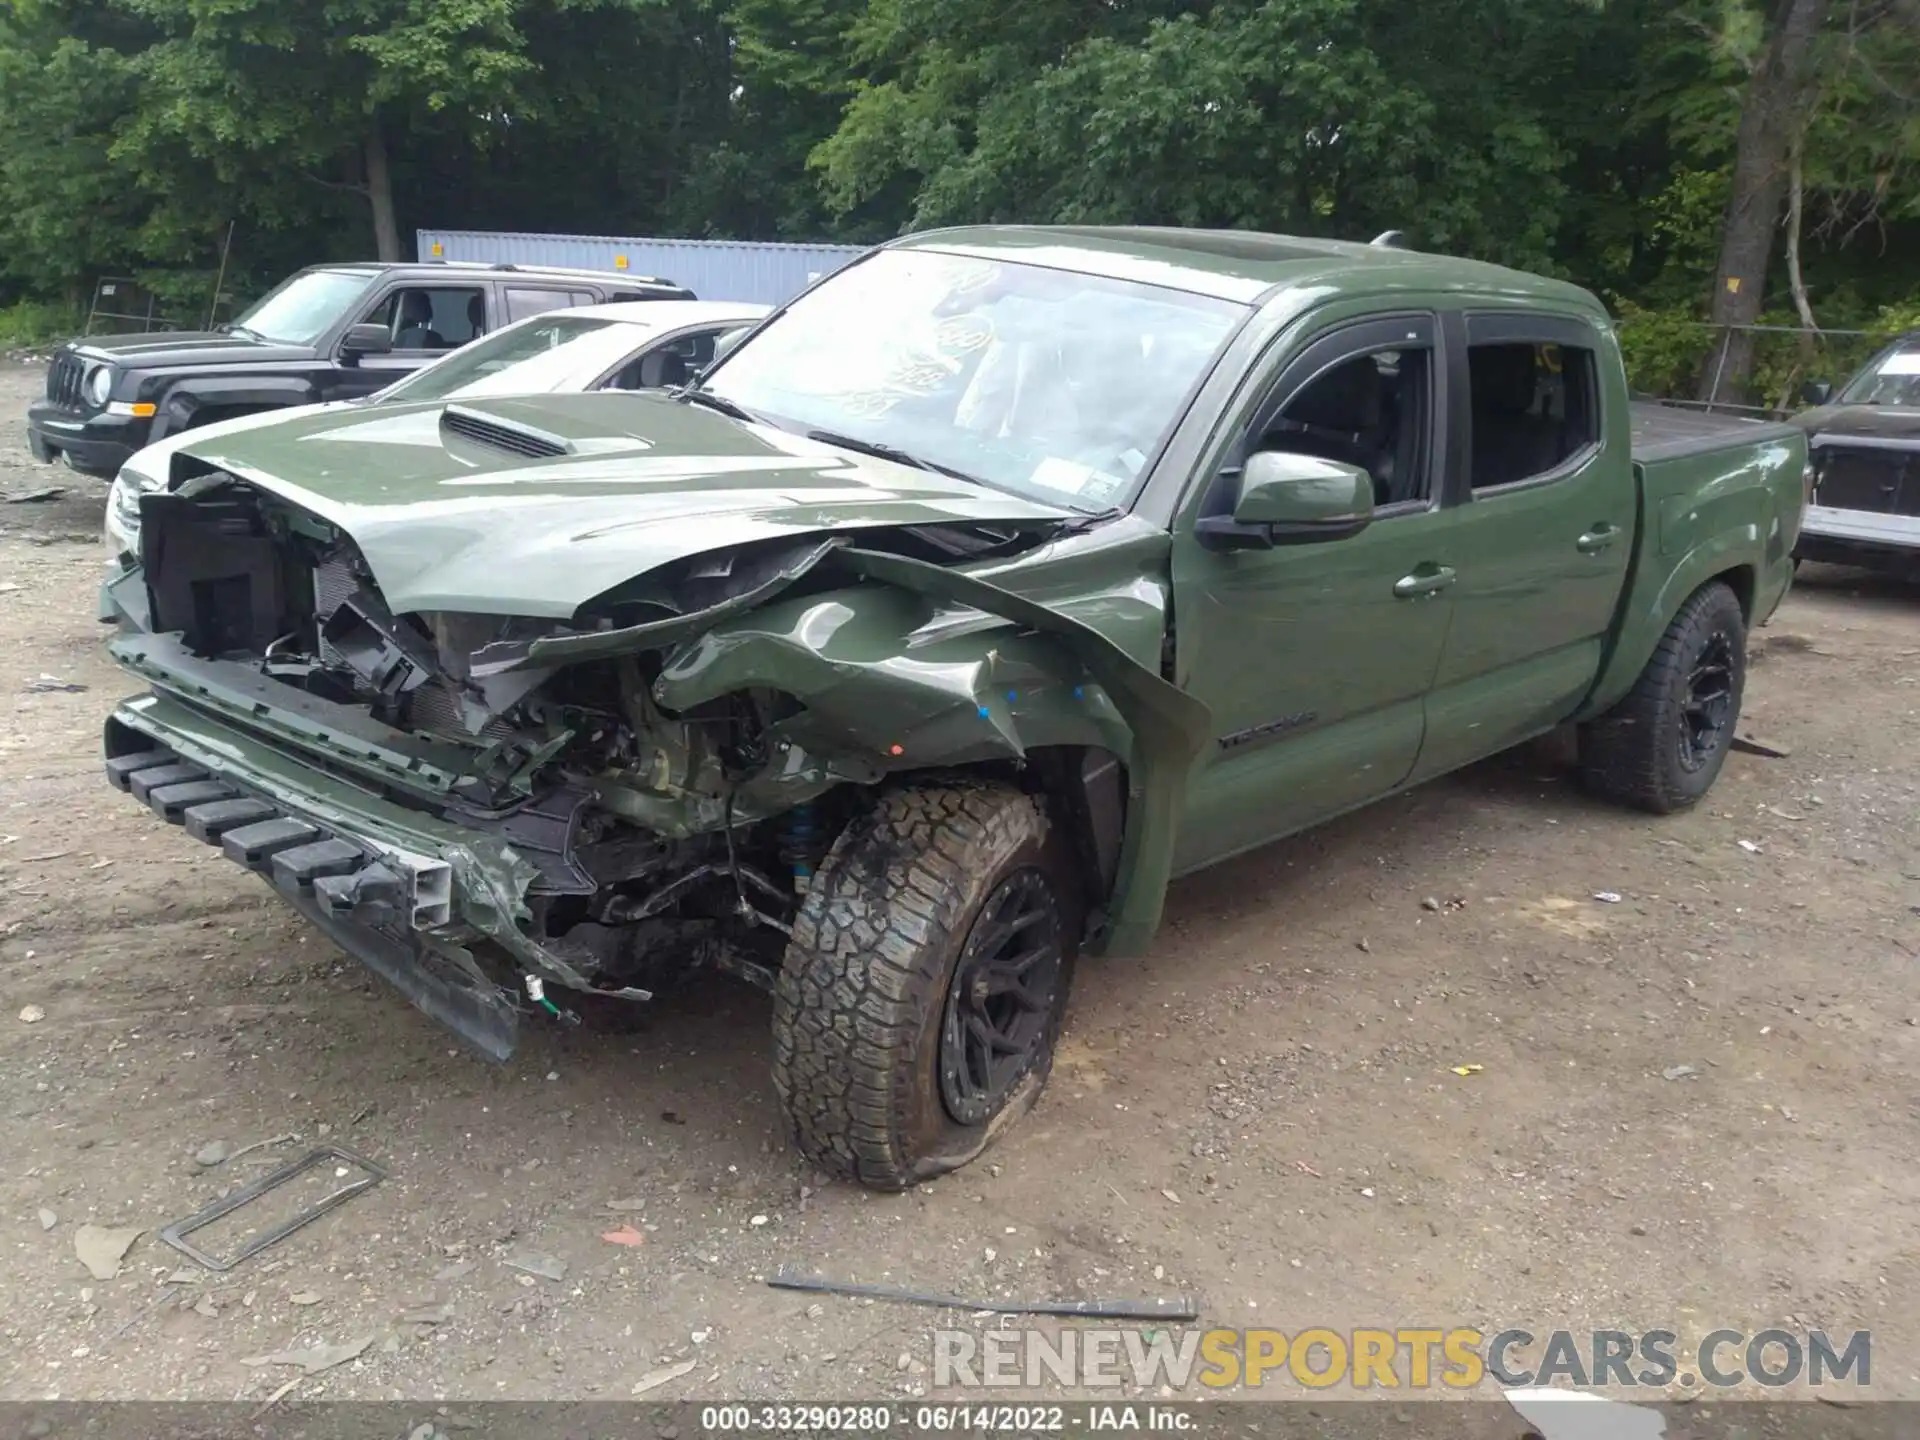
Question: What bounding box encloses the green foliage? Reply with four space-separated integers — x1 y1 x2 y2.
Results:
0 0 1912 374
0 299 84 348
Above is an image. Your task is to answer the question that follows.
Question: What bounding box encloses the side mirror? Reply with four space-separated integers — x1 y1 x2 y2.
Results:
340 323 392 362
1800 380 1833 407
1196 451 1374 552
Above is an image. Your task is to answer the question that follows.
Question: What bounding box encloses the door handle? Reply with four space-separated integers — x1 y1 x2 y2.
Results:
1393 565 1456 599
1577 523 1620 554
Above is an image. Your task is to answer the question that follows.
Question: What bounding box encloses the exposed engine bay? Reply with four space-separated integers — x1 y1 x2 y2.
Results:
127 468 1098 1003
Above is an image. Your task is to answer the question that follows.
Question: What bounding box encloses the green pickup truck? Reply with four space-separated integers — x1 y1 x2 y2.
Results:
100 226 1807 1188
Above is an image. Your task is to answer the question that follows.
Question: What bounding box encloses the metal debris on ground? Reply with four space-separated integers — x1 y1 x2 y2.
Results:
160 1146 387 1272
767 1267 1202 1321
1592 891 1623 904
630 1358 698 1396
1662 1064 1699 1081
24 674 88 694
1732 732 1792 758
240 1334 375 1374
73 1223 144 1280
1737 839 1763 853
3 487 66 503
235 1132 300 1162
1450 1064 1484 1076
502 1249 568 1282
250 1376 304 1417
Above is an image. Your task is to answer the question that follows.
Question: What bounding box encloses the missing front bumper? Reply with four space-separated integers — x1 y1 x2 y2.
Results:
104 716 520 1061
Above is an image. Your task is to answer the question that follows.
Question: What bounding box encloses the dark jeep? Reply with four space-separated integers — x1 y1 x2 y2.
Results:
28 260 692 478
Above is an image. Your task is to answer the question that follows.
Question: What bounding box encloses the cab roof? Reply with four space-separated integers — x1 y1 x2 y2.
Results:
894 225 1601 314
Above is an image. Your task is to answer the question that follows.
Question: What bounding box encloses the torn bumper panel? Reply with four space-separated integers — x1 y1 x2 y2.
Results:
104 691 525 1061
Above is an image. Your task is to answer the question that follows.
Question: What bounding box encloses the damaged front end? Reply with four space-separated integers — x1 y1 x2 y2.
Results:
105 465 1209 1060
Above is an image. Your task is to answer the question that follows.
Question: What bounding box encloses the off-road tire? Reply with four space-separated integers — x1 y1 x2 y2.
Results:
1578 580 1747 814
771 782 1079 1190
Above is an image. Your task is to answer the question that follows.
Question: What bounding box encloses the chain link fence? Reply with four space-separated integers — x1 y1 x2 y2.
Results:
1615 317 1908 420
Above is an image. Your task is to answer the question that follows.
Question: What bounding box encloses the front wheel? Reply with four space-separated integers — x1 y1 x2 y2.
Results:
771 782 1079 1189
1579 579 1747 814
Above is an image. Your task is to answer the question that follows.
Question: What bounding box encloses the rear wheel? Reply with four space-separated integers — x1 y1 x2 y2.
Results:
1579 580 1747 813
771 782 1078 1189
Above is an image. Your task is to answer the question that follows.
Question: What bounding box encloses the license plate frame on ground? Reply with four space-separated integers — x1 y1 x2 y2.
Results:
158 1145 389 1272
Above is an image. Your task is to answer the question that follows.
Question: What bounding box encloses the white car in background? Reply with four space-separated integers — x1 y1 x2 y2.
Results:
103 299 770 561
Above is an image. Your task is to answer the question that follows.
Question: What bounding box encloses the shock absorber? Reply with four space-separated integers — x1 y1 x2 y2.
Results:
781 803 821 894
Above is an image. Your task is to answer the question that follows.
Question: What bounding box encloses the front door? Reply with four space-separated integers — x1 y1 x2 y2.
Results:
1170 312 1461 873
1409 310 1637 782
321 282 491 401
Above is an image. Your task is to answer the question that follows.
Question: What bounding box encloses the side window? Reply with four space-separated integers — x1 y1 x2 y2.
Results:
604 329 724 391
1467 339 1599 490
505 288 577 324
1252 338 1435 509
361 286 486 352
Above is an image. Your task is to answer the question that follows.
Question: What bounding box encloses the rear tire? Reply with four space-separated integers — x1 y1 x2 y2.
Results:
1579 580 1747 814
771 782 1079 1190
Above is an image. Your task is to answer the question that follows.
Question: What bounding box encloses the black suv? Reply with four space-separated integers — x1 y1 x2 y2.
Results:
28 260 693 478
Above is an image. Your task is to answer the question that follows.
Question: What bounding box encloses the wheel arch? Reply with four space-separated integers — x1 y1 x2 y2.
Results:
1580 545 1758 723
150 374 321 441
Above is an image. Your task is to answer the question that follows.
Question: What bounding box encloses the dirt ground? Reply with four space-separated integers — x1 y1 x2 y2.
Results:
1 359 1917 1407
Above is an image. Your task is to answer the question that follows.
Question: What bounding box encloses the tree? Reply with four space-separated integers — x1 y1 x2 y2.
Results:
0 0 1912 357
1695 0 1830 402
112 0 644 261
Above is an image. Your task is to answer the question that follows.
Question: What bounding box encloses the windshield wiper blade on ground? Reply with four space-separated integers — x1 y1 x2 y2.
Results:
804 429 986 487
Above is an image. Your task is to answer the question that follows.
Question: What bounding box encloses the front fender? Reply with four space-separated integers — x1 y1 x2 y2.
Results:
654 547 1213 954
151 374 321 440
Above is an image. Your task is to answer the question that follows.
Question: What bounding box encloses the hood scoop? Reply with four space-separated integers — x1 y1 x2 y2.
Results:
441 405 573 460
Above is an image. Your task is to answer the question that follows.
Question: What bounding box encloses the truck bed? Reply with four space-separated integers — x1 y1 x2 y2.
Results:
1629 400 1800 463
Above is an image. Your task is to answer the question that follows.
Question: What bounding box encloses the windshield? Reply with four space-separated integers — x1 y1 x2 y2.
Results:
1838 345 1920 407
380 314 637 402
233 269 377 346
701 249 1246 509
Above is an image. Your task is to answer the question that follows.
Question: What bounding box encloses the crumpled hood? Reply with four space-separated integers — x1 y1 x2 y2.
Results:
173 391 1073 618
1796 404 1920 443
